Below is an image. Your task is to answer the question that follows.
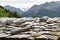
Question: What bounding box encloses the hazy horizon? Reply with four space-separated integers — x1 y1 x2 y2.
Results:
0 0 60 11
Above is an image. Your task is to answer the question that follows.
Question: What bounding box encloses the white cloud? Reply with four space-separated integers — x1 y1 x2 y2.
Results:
0 0 59 3
0 0 60 10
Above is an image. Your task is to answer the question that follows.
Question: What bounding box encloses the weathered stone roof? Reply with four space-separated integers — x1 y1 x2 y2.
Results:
0 17 60 40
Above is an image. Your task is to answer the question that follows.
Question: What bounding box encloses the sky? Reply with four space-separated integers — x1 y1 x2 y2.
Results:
0 0 60 10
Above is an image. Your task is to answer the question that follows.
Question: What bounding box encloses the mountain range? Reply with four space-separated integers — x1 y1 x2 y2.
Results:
3 1 60 17
21 1 60 17
4 5 24 15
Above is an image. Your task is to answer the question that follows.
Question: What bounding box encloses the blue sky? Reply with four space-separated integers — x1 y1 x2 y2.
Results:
0 0 60 10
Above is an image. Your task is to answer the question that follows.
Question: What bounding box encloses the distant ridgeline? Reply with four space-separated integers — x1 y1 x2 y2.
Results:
0 6 22 18
1 1 60 18
21 1 60 17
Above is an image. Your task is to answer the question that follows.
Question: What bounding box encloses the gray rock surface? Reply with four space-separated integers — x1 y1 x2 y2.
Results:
0 17 60 40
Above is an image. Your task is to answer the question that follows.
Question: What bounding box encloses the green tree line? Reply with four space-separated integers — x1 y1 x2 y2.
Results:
0 6 22 18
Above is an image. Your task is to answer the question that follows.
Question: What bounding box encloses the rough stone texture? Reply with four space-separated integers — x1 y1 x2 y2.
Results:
0 17 60 40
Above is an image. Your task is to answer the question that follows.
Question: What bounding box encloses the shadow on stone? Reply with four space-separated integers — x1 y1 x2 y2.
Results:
34 38 47 40
57 37 60 40
0 38 31 40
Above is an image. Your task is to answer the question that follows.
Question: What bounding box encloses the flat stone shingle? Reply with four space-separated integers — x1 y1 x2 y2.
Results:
0 17 60 40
